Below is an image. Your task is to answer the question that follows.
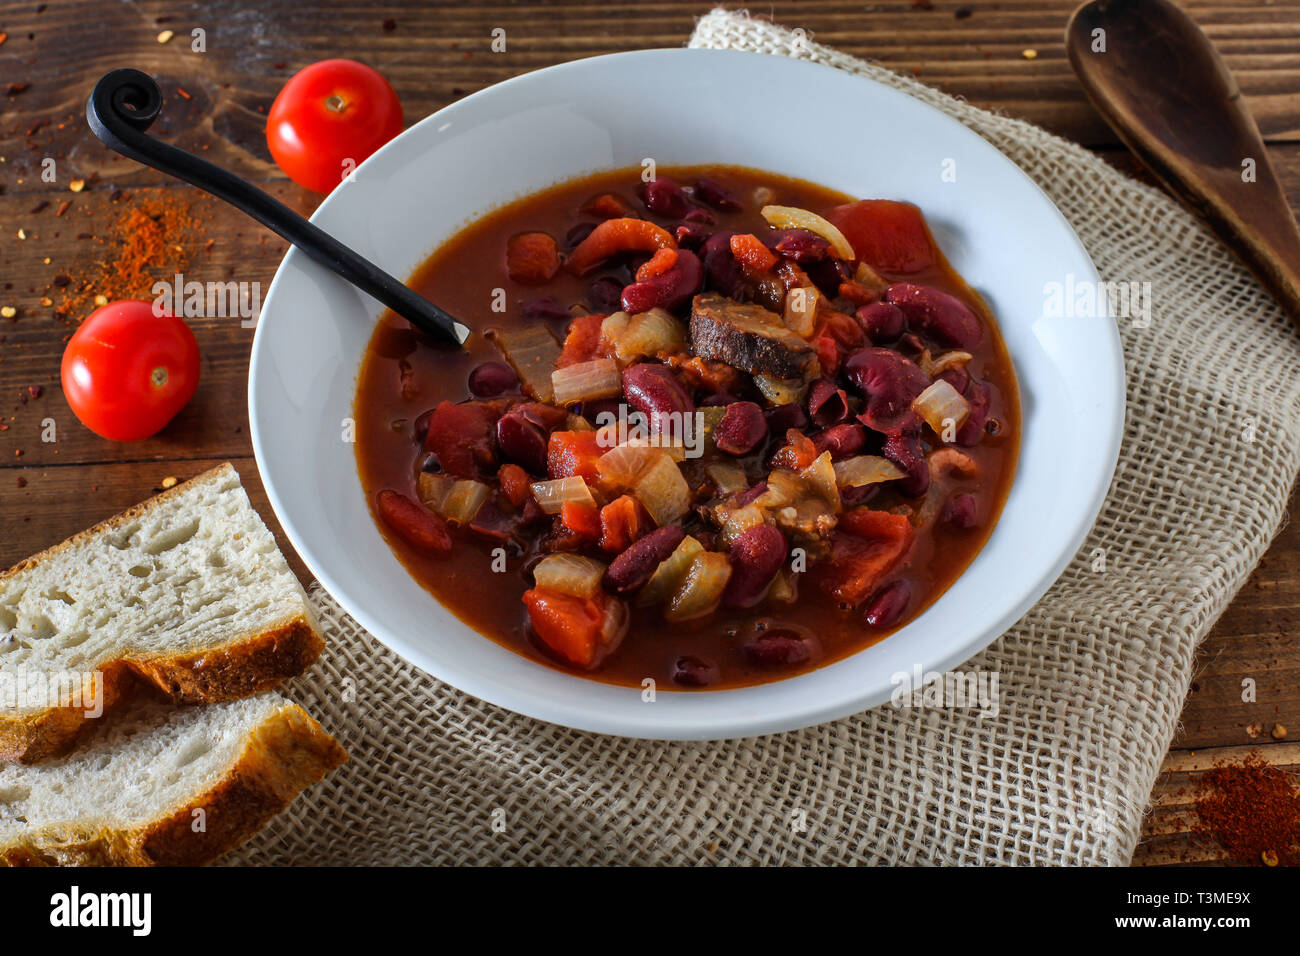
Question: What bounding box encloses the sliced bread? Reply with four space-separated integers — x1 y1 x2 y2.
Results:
0 692 345 866
0 463 323 763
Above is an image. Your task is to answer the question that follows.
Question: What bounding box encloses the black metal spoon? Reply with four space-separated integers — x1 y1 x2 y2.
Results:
86 68 470 347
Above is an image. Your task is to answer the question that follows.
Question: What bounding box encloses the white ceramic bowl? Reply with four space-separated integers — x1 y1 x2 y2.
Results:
249 49 1124 740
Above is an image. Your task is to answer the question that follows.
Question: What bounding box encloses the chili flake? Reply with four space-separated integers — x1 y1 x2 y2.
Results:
1194 752 1300 866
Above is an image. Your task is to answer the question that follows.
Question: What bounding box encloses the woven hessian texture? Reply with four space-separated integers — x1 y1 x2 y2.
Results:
228 9 1300 866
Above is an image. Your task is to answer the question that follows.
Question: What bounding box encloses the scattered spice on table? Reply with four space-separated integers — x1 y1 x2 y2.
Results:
55 188 206 323
1194 752 1300 866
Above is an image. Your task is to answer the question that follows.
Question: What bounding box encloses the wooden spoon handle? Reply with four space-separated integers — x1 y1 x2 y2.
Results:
1067 0 1300 322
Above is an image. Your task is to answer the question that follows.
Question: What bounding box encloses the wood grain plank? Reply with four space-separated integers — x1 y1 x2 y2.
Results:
0 455 310 584
1132 742 1300 865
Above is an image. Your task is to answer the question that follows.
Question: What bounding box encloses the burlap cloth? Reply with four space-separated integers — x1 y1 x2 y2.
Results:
228 10 1300 865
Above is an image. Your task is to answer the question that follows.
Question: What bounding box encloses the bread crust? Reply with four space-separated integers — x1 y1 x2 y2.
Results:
0 463 325 764
0 614 324 764
0 701 347 866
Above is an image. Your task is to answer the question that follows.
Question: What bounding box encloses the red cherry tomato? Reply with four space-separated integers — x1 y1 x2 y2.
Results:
266 59 403 194
61 300 200 442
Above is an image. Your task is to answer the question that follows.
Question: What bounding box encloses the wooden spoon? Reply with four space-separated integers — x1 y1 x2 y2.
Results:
1066 0 1300 322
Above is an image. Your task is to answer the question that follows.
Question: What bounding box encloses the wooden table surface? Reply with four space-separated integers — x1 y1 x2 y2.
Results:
1 0 1297 865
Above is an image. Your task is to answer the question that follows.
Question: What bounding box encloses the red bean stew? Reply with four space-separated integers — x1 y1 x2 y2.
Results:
354 165 1019 689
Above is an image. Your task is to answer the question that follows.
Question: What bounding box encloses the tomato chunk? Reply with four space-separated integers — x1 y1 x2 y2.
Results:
497 463 531 508
827 200 935 274
376 490 452 555
425 401 497 479
523 588 620 669
598 494 649 554
729 233 779 274
635 247 679 282
557 313 607 368
547 430 604 481
560 499 602 543
566 218 676 276
506 232 561 285
819 509 915 605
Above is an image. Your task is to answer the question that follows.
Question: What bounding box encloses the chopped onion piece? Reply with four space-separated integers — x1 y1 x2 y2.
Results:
598 442 665 488
604 308 685 364
551 357 622 405
442 479 490 524
833 455 906 488
853 261 889 294
532 553 607 599
919 349 974 377
416 473 455 513
800 451 842 513
718 503 767 549
760 204 855 260
756 469 805 510
496 326 561 403
634 454 692 525
912 379 971 434
530 476 595 514
768 567 798 604
622 434 687 462
637 535 705 607
782 284 820 338
754 374 808 406
707 462 749 496
565 413 596 432
665 552 733 622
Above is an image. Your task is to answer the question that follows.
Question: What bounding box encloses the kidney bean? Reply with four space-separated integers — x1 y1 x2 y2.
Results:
762 228 830 264
896 332 926 357
622 363 695 435
840 483 880 509
587 276 625 313
515 402 569 431
495 408 549 474
695 176 742 212
701 231 745 298
564 222 597 251
742 628 812 668
765 402 809 435
885 283 983 349
714 401 768 456
734 481 768 507
856 302 905 343
955 380 991 446
807 378 850 427
863 580 912 628
805 257 852 298
683 207 716 225
520 497 549 527
943 492 979 529
812 423 866 460
674 222 713 250
468 361 519 398
700 391 741 407
723 524 787 608
413 408 436 446
938 366 970 396
575 397 623 426
672 655 720 687
881 432 931 497
376 490 452 555
620 249 703 313
420 452 441 473
641 176 691 218
603 525 686 595
522 295 570 324
844 347 931 433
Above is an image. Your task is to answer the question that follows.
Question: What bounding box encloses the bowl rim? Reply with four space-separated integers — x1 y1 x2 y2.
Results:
249 47 1126 740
